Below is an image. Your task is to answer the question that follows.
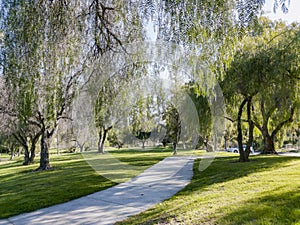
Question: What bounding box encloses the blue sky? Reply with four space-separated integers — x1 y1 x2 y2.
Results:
263 0 300 23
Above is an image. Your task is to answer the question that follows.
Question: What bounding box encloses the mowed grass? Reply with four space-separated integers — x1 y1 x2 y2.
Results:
118 155 300 225
0 147 175 219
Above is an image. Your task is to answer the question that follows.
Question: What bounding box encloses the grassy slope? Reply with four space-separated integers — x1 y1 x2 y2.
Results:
0 148 172 219
119 155 300 225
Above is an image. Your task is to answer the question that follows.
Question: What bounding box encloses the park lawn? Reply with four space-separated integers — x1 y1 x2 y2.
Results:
118 155 300 225
0 148 177 219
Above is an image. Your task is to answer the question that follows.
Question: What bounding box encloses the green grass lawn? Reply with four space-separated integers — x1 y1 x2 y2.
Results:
2 148 299 224
118 155 300 225
0 147 176 219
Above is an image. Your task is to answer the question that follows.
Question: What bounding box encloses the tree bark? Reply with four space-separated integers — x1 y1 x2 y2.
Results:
224 136 227 150
29 144 35 163
173 142 177 155
245 97 254 159
29 132 42 163
97 129 103 153
10 144 15 160
259 99 277 154
238 98 248 162
12 133 31 165
262 132 277 154
79 143 85 153
36 131 52 171
23 145 30 165
98 126 112 154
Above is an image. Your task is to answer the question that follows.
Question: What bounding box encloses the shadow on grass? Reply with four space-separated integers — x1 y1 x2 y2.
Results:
217 188 300 225
0 160 25 170
118 155 300 225
0 159 115 219
0 149 171 219
181 155 299 195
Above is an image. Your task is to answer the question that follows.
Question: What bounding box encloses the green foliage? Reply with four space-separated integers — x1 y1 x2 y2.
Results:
185 82 212 144
129 95 156 143
163 104 181 147
107 129 123 148
222 18 300 152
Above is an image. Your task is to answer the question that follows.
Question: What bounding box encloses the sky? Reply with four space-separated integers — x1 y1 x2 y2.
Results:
262 0 300 23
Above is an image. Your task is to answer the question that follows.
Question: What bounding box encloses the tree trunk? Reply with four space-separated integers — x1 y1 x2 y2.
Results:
262 132 277 154
238 98 248 162
98 129 107 154
224 136 227 150
23 146 30 165
10 147 15 160
29 144 36 164
142 139 145 149
98 129 103 153
12 133 30 165
101 128 109 151
29 131 42 164
29 137 38 163
79 143 85 153
36 132 51 171
98 127 112 154
206 142 214 152
245 98 254 159
173 142 177 155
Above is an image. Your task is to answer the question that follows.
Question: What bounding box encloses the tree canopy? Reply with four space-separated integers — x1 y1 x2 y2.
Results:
0 0 298 169
223 17 300 159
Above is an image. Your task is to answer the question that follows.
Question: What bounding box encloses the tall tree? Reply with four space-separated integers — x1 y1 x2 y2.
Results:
0 0 139 169
223 18 300 157
0 1 83 169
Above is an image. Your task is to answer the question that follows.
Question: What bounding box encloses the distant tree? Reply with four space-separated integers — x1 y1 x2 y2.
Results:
71 91 95 153
163 104 181 155
184 82 212 150
129 95 156 148
107 129 123 149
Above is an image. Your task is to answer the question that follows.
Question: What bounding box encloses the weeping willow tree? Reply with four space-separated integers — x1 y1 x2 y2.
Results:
0 0 138 170
94 62 149 153
223 18 300 160
0 0 293 169
0 1 85 170
137 0 293 152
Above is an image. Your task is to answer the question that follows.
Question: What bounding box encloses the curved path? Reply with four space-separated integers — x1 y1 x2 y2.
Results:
1 156 196 225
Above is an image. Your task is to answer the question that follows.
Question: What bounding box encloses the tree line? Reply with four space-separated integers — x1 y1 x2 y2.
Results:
0 0 299 170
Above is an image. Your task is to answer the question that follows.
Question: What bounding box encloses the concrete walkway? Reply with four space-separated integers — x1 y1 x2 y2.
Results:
0 156 195 225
